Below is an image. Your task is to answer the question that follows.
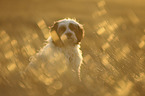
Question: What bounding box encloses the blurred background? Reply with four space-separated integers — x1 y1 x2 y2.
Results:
0 0 145 96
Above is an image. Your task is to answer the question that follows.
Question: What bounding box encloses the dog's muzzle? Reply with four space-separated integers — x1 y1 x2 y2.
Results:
65 32 73 39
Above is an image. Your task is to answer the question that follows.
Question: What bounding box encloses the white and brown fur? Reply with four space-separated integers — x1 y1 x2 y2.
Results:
27 18 84 82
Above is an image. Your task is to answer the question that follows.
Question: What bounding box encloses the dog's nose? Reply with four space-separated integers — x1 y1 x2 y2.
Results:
66 33 72 37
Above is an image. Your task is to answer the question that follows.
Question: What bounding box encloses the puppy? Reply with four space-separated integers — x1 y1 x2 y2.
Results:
26 18 84 84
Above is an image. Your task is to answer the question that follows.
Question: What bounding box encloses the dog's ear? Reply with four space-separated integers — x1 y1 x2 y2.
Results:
76 24 84 43
50 22 64 47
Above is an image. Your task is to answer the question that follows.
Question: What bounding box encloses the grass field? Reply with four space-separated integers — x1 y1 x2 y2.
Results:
0 0 145 96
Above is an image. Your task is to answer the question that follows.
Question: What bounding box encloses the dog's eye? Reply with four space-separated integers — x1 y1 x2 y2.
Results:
58 26 66 34
69 23 77 31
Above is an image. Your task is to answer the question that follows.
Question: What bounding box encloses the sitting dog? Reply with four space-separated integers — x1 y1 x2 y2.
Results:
26 18 84 84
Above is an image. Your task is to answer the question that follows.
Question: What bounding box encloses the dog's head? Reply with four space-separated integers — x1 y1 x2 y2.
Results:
50 18 84 46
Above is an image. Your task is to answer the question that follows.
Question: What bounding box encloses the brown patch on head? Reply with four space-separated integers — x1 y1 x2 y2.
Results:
69 23 84 44
57 25 66 36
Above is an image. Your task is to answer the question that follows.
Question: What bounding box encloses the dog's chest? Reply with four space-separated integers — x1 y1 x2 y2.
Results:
42 43 82 70
64 49 76 63
59 47 81 69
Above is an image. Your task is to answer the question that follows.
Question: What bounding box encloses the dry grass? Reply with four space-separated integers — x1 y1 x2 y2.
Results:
0 0 145 96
